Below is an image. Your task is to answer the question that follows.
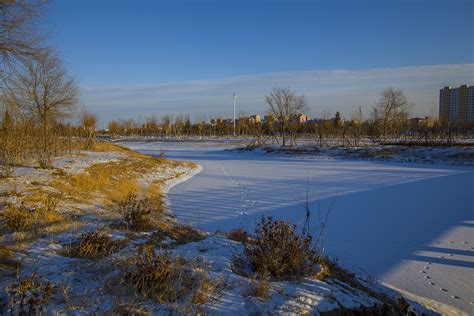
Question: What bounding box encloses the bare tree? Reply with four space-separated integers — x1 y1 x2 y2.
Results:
373 88 410 144
265 87 307 146
80 110 97 150
0 0 45 79
7 49 78 150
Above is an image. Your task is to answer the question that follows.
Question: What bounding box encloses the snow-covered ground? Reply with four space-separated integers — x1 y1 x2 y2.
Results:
122 140 474 315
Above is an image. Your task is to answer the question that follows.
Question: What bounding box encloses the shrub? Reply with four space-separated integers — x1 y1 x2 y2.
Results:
243 216 319 280
2 204 34 232
227 228 250 243
122 248 191 303
35 148 54 169
6 274 55 315
2 195 62 232
151 223 206 246
119 192 152 231
248 277 270 300
123 248 221 305
190 273 224 305
64 228 124 260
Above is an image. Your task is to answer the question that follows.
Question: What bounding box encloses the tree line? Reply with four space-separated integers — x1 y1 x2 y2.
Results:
104 87 472 146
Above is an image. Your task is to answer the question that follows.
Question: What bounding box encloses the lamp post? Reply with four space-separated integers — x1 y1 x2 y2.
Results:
233 93 237 137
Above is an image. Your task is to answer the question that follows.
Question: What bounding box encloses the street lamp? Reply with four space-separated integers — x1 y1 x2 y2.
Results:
233 93 237 137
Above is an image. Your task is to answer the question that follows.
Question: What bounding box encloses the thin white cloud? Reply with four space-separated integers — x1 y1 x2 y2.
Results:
81 64 474 126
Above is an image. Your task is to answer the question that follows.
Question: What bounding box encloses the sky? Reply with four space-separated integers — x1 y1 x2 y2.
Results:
47 0 474 126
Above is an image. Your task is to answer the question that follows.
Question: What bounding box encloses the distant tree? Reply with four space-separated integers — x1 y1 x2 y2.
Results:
333 111 343 128
81 110 97 150
373 88 410 144
265 87 307 146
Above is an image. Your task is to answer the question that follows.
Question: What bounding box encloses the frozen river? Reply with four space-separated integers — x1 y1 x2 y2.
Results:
123 140 474 314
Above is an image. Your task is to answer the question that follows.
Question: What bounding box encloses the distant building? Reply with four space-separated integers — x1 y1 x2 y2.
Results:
249 114 261 124
409 117 434 129
290 114 309 124
439 85 474 125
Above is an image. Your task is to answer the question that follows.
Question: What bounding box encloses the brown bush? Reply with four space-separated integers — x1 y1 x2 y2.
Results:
243 216 319 280
118 192 152 231
2 204 34 232
122 248 190 303
2 194 62 233
227 228 250 244
63 228 125 260
151 223 206 246
6 274 55 315
123 248 222 306
248 277 270 300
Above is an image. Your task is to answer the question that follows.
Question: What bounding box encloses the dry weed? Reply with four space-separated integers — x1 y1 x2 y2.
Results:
6 273 55 315
63 228 125 260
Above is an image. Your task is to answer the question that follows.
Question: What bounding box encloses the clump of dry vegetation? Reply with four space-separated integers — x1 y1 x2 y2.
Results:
2 194 62 233
63 228 125 260
227 227 250 244
241 216 320 280
6 274 55 315
118 192 153 231
105 301 151 316
122 247 222 306
0 245 20 270
150 223 206 246
248 277 270 300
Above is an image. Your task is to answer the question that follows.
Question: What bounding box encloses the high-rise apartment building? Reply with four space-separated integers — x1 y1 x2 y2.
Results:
439 85 474 125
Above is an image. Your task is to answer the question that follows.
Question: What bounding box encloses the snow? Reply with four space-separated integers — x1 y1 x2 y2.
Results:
122 140 474 315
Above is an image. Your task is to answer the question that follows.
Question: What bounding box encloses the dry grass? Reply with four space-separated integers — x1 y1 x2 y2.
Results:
122 247 222 306
6 273 55 315
62 228 126 260
241 216 319 280
248 277 270 300
49 147 178 212
118 192 153 231
105 301 151 316
150 223 206 246
0 245 20 270
227 228 250 244
122 248 191 304
2 194 62 233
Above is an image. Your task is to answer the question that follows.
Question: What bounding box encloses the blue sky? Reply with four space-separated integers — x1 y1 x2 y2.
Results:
48 0 474 125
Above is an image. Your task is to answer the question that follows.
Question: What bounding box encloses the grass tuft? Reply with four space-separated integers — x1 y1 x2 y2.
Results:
6 274 55 315
118 192 153 231
227 228 250 244
151 223 206 246
63 228 125 260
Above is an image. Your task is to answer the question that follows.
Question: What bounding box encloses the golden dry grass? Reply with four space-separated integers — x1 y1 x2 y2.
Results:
62 228 126 260
150 223 206 246
0 245 20 270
